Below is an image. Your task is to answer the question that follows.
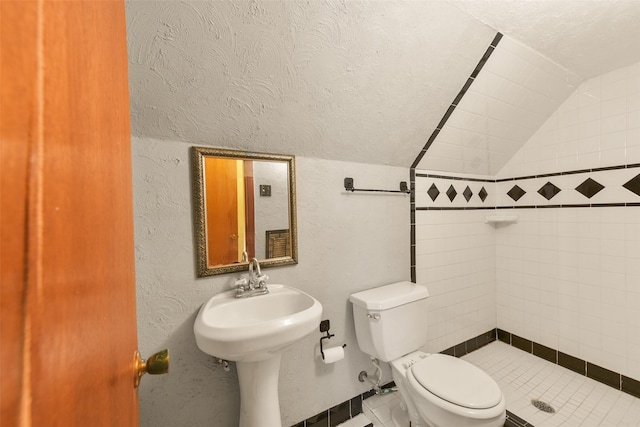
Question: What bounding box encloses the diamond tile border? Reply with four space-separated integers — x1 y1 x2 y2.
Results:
463 186 473 202
414 163 640 211
623 173 640 197
446 185 457 202
507 185 526 201
537 181 561 200
575 177 605 199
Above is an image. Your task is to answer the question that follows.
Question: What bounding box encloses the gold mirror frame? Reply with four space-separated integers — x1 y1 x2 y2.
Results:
191 146 298 277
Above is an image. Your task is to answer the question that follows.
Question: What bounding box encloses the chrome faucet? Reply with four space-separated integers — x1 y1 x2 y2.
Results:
235 258 269 298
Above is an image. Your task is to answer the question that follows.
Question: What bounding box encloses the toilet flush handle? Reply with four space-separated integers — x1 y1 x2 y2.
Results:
367 313 381 320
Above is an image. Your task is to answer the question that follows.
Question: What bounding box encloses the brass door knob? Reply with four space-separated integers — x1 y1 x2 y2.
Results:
134 349 169 388
230 234 237 240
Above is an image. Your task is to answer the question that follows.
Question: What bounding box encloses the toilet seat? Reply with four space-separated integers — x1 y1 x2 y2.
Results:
410 354 502 409
406 354 505 420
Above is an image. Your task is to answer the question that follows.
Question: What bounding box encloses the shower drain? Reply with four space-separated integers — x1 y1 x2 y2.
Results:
531 398 556 413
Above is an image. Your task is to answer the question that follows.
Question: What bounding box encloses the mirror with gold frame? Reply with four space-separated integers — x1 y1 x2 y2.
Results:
191 147 298 277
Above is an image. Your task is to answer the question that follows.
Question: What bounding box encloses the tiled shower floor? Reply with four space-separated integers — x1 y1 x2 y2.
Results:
463 341 640 426
342 341 640 427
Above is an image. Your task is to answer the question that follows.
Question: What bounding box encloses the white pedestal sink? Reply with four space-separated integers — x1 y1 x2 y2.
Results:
194 284 322 427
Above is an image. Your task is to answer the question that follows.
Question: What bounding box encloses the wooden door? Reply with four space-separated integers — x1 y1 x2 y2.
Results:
243 160 256 259
205 157 241 265
1 1 139 426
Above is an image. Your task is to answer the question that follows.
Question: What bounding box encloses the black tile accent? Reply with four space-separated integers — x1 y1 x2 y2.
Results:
477 330 496 348
362 389 376 400
410 33 500 168
463 186 473 202
511 334 532 353
532 342 557 364
592 165 627 172
491 32 504 47
329 401 350 427
454 342 467 357
592 203 626 207
504 418 523 427
479 186 488 202
537 181 561 200
622 376 640 399
350 395 362 417
587 362 621 389
305 410 329 427
436 105 457 130
415 173 494 183
563 168 592 176
507 185 526 201
575 177 605 199
427 183 440 201
441 346 455 356
452 78 474 106
466 336 479 353
470 48 493 79
513 174 538 181
410 130 440 168
623 173 640 197
558 352 586 375
505 410 532 427
497 329 511 344
381 381 396 390
446 185 457 202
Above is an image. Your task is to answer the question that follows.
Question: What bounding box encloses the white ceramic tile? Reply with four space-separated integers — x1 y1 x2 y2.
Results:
463 342 640 427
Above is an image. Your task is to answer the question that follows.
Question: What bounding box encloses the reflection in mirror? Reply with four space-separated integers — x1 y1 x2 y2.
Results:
191 147 297 277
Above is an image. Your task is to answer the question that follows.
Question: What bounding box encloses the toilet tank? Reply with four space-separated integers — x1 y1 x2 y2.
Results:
349 282 429 362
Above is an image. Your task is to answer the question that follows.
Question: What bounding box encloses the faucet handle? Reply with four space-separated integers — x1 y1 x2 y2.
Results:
235 277 248 289
256 274 269 288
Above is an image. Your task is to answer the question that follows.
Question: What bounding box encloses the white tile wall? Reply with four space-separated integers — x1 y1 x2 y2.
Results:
418 35 579 176
499 61 640 179
496 207 640 380
415 207 496 353
416 61 640 383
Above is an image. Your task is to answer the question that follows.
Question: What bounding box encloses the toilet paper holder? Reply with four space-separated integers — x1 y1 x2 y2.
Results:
319 319 346 360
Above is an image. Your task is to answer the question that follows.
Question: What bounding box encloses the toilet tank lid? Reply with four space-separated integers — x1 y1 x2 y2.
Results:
349 282 429 310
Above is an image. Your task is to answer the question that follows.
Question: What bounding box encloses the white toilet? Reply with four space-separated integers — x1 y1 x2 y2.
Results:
350 281 506 427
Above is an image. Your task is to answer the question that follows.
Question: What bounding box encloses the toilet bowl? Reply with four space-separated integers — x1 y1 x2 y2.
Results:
391 351 506 427
349 282 506 427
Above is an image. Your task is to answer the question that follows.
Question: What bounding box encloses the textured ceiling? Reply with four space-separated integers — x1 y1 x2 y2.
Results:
452 0 640 80
125 0 640 168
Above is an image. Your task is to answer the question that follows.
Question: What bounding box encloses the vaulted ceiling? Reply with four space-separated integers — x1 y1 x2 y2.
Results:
125 1 640 169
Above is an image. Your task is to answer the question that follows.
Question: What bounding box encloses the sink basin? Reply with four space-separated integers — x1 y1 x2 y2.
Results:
194 284 323 362
194 284 323 426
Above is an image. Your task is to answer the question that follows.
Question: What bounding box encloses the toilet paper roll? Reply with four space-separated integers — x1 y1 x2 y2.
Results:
322 346 345 364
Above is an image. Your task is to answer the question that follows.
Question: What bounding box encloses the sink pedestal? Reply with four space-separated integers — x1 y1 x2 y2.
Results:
236 354 282 427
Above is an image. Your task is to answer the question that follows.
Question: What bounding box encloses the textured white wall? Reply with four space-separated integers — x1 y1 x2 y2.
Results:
132 136 409 426
125 0 496 167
